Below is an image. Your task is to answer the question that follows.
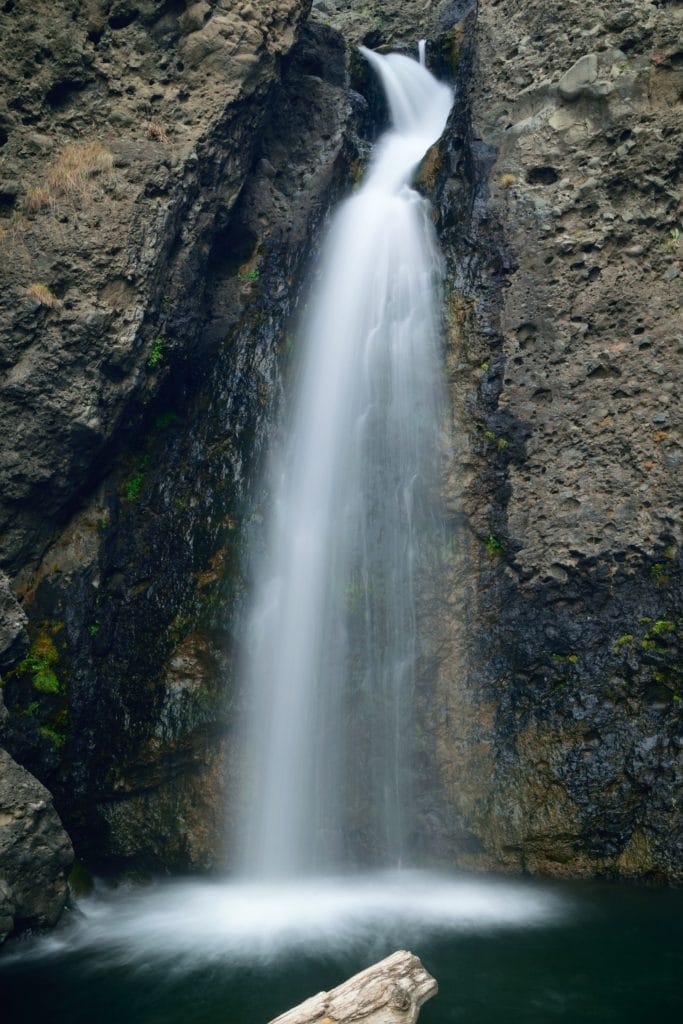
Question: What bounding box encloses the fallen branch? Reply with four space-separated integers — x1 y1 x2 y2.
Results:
269 949 438 1024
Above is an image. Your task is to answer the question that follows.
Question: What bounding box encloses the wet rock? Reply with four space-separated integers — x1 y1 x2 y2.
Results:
0 878 13 945
0 742 73 943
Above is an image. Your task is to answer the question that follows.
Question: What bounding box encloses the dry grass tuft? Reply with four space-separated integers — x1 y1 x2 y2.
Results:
4 213 31 241
46 141 114 197
416 144 442 192
498 173 517 189
21 142 113 220
146 119 169 144
24 187 51 212
27 282 60 308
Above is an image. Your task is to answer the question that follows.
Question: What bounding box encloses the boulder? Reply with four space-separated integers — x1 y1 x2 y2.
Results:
0 743 74 943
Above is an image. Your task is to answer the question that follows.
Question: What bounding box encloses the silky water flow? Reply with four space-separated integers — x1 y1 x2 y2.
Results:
0 49 568 975
239 47 454 878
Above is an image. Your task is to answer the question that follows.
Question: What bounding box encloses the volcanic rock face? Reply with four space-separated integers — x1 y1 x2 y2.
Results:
0 0 311 575
427 0 682 880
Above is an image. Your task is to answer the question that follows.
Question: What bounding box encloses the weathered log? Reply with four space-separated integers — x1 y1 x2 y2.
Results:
269 949 438 1024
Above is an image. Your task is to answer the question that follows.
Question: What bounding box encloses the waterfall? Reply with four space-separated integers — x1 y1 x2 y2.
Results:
239 48 453 879
0 47 567 978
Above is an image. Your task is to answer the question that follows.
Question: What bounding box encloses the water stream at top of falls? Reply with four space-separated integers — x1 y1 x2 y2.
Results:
238 48 454 879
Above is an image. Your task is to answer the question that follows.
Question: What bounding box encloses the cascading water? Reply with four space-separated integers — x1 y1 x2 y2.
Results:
239 49 454 879
0 49 569 982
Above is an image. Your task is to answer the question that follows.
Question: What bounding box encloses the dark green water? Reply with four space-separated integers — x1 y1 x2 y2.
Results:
1 877 681 1023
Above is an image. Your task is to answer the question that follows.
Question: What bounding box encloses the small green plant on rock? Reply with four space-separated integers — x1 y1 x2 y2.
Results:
237 266 260 283
125 473 144 502
40 724 66 749
483 430 509 451
486 534 502 555
147 336 164 369
650 619 675 637
18 631 61 694
664 227 680 253
169 614 193 644
123 453 150 502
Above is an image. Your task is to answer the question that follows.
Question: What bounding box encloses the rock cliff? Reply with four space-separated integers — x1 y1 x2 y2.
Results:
428 0 682 881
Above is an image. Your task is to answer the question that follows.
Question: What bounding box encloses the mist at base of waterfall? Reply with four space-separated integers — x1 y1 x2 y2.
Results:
3 878 682 1024
5 871 567 969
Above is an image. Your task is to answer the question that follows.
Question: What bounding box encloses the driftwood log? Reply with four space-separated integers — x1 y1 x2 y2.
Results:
269 949 437 1024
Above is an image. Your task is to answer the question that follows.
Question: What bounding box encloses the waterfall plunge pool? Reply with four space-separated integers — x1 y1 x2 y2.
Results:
2 871 682 1022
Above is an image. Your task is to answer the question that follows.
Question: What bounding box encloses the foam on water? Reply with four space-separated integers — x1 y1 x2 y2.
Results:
9 872 567 969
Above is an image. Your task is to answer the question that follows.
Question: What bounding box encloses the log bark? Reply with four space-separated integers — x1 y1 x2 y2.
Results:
269 949 437 1024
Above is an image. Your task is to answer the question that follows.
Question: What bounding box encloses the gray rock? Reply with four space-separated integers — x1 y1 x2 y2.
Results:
0 571 27 669
558 53 599 101
0 746 73 943
427 0 683 883
0 879 13 945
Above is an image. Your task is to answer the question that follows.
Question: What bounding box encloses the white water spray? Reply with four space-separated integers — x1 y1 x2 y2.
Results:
418 39 426 66
239 49 453 879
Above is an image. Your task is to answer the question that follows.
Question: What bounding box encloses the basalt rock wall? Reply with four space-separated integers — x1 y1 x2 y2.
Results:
426 0 682 881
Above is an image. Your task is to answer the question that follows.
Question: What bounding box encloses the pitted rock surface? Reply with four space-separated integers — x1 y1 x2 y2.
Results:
425 0 682 881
